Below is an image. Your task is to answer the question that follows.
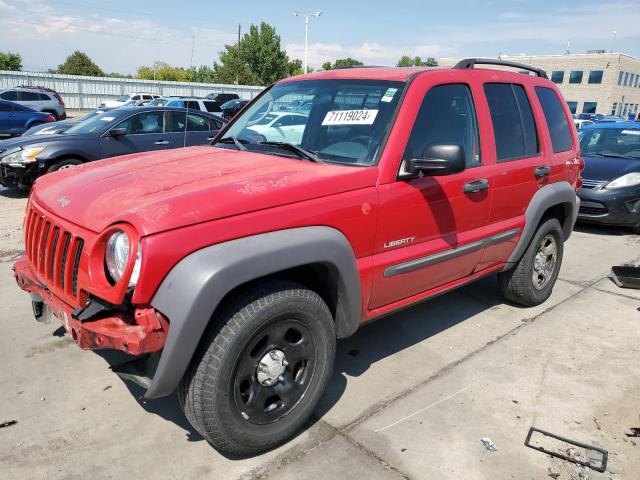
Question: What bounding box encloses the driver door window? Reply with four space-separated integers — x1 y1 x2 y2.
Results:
114 112 164 135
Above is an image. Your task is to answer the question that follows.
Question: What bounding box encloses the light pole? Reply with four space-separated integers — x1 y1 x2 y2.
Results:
293 10 323 74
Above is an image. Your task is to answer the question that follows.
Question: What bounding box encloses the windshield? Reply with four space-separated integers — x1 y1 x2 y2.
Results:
579 127 640 159
65 113 120 134
217 79 405 166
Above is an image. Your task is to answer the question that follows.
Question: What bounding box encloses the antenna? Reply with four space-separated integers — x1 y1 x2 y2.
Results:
611 30 617 53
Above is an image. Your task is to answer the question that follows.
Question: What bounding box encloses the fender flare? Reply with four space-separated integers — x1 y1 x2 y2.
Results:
145 226 362 398
504 181 579 268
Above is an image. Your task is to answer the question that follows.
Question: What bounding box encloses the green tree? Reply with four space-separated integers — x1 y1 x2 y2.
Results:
188 65 216 83
212 22 300 85
322 58 364 70
396 55 438 67
56 51 104 76
0 51 22 71
135 61 191 82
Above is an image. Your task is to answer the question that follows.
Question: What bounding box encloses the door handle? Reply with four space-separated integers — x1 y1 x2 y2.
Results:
534 166 551 178
463 179 490 194
154 140 169 145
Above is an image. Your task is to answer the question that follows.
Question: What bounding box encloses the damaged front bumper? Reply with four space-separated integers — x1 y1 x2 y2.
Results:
13 255 168 355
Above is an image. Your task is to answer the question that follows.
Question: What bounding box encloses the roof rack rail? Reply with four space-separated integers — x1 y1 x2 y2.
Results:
331 65 385 70
452 58 548 79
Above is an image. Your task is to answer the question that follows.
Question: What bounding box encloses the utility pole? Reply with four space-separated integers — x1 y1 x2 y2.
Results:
190 35 195 69
293 10 323 74
236 24 241 85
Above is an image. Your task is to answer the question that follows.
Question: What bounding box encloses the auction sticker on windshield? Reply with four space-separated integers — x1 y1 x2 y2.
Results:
322 109 379 126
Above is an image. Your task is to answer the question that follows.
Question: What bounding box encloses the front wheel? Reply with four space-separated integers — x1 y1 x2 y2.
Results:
498 217 564 307
46 158 83 174
178 281 336 457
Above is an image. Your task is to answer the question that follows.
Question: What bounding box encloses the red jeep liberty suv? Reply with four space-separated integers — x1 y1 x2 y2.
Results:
14 59 583 456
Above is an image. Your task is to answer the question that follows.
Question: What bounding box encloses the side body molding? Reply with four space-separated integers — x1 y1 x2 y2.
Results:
504 181 579 269
146 226 362 398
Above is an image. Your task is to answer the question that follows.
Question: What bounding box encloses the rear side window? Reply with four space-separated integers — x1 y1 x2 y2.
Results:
19 91 40 101
38 93 51 100
535 87 573 153
404 83 480 167
204 101 221 112
484 83 539 162
186 101 200 110
0 103 11 112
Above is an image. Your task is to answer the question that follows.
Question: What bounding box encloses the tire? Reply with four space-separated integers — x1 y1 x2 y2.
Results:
46 158 83 174
178 280 336 457
498 217 564 307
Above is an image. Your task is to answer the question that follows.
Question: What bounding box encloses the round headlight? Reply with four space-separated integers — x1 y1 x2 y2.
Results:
105 231 129 284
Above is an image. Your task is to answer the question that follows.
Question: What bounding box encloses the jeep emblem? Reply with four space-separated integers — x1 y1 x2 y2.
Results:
57 196 71 207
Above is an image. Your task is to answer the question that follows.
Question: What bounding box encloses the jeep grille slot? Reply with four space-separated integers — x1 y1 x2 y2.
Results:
24 205 85 302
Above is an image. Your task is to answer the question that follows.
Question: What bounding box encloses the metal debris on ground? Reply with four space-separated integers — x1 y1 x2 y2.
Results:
610 265 640 289
0 420 17 429
626 427 640 437
480 437 497 452
524 427 608 473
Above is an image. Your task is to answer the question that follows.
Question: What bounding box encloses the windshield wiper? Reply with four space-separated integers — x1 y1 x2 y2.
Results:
216 136 247 151
259 141 320 162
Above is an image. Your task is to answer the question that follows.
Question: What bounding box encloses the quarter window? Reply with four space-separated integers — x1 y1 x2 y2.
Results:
535 87 573 153
484 83 539 162
551 71 564 84
588 71 603 84
403 83 480 167
569 71 583 84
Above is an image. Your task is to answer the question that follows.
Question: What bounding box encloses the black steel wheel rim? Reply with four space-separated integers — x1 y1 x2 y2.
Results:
232 317 317 425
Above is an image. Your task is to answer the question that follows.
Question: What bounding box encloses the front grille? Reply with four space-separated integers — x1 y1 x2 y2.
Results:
24 206 84 299
579 201 608 216
580 179 607 189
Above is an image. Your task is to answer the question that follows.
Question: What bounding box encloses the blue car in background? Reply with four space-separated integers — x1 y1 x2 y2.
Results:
0 100 55 137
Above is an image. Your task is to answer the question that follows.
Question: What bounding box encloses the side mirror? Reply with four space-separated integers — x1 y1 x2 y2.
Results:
404 144 466 177
108 127 127 138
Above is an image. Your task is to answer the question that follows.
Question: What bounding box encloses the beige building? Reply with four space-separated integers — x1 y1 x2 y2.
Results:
441 53 640 118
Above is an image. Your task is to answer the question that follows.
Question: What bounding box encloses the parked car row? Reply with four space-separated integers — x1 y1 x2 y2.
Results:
0 106 224 189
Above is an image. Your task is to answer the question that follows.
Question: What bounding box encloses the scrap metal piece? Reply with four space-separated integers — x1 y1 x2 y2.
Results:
0 420 17 429
610 265 640 290
524 427 608 473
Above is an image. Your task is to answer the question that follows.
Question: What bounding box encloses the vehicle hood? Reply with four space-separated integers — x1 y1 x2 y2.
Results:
0 133 79 154
33 146 378 236
581 154 640 181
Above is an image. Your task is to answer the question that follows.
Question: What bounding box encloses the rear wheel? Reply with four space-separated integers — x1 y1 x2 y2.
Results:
46 158 83 173
498 217 564 307
178 281 336 457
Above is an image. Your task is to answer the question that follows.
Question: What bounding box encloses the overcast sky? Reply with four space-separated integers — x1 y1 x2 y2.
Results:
1 0 639 74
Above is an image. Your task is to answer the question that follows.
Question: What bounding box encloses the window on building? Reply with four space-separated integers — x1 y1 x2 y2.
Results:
635 75 640 88
623 72 630 86
587 70 603 84
551 71 564 84
611 103 618 115
569 71 583 84
622 103 629 116
484 83 539 162
535 87 573 153
618 71 624 85
582 102 597 114
566 101 578 114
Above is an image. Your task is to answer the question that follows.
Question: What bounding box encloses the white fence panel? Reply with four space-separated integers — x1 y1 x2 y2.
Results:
0 70 264 110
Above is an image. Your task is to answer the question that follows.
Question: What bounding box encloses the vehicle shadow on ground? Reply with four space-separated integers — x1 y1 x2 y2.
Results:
88 273 507 451
315 274 504 418
0 187 28 199
574 222 633 236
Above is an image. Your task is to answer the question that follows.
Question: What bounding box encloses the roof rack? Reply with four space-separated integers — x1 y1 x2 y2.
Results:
331 65 385 70
453 58 548 79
